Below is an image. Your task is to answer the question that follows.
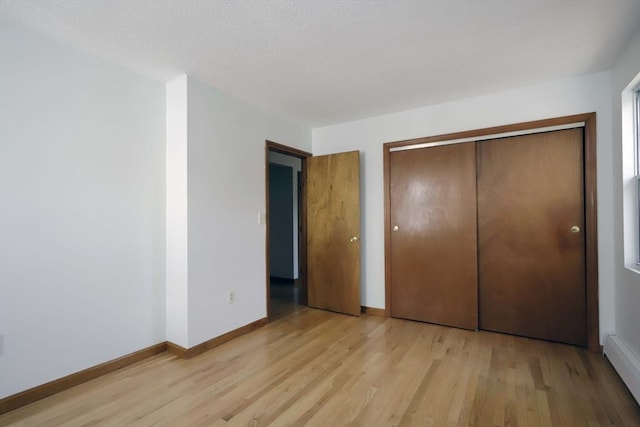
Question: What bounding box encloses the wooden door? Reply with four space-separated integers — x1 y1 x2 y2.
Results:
306 151 361 316
389 142 478 330
477 129 587 346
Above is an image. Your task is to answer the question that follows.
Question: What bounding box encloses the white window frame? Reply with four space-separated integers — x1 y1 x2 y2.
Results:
623 73 640 272
635 89 640 264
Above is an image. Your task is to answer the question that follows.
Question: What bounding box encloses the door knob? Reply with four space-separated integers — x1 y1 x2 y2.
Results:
392 225 399 232
350 236 359 243
571 226 580 234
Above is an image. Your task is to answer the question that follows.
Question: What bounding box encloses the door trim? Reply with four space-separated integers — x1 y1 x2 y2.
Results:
265 140 311 321
383 113 599 352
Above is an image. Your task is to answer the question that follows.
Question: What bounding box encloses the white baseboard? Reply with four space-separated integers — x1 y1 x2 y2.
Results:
604 334 640 404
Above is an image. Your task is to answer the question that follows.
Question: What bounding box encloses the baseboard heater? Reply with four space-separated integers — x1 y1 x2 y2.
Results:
604 334 640 404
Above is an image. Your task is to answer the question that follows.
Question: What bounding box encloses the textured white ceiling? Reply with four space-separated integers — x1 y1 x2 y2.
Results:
1 0 639 126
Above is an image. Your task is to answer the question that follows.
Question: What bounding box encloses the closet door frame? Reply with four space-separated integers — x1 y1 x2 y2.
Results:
382 112 599 352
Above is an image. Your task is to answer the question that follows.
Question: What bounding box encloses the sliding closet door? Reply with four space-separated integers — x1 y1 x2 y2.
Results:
390 142 478 330
477 129 587 346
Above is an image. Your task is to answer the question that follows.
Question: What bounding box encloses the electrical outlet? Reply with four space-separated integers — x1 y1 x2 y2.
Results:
227 291 236 304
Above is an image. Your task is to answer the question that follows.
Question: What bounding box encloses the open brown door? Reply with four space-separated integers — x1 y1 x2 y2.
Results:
306 151 361 316
478 128 587 346
389 142 478 329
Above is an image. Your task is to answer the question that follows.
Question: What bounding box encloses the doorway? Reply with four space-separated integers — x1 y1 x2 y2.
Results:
266 141 311 321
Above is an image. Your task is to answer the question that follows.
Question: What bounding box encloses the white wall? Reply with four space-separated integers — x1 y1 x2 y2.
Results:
165 76 311 348
607 26 640 402
0 24 310 398
268 151 302 279
312 71 615 343
0 25 166 398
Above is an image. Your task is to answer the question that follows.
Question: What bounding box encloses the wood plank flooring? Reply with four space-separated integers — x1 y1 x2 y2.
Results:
1 308 639 426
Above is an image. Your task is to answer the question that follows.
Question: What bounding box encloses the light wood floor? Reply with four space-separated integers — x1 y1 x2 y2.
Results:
2 308 639 426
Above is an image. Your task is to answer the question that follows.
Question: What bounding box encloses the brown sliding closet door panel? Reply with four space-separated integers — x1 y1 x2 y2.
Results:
477 129 587 346
390 142 478 330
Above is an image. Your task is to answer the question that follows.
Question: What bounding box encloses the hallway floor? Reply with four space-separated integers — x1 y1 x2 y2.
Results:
269 279 305 322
